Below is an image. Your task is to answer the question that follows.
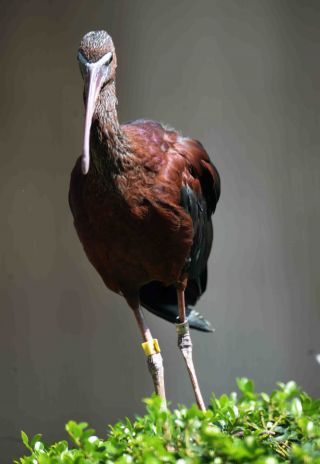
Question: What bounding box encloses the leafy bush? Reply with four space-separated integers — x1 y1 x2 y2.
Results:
15 379 320 463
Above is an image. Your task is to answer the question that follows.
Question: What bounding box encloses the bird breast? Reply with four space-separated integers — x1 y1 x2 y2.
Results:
69 158 194 294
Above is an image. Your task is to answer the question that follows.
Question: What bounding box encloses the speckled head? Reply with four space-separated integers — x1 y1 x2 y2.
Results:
78 31 117 175
79 30 116 65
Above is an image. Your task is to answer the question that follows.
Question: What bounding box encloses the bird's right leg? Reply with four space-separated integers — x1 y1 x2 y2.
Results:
176 280 206 411
132 306 166 406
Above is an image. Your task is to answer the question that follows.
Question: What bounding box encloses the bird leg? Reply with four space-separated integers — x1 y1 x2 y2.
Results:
132 306 166 407
176 282 206 411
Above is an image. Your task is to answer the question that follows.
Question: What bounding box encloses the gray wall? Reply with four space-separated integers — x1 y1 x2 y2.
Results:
0 0 319 461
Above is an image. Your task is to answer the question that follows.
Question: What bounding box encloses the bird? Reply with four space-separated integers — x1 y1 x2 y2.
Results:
69 30 220 410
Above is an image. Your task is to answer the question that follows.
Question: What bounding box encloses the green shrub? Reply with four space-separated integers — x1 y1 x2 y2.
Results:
15 379 320 463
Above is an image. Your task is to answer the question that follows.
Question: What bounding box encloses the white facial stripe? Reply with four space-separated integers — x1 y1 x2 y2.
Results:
78 51 112 68
94 51 112 67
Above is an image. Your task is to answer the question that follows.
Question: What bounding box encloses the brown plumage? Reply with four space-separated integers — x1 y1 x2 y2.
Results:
69 30 220 409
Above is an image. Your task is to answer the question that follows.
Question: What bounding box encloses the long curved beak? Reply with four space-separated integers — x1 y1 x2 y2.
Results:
81 51 112 175
81 67 104 174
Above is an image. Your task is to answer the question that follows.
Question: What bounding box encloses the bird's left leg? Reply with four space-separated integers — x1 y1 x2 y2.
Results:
176 280 206 411
132 306 166 407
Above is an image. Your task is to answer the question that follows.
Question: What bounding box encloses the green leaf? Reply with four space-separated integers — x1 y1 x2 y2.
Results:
14 379 320 464
291 397 303 417
237 377 256 399
21 431 32 452
30 433 43 449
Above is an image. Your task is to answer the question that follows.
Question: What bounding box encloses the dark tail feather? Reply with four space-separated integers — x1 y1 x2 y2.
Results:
187 309 214 332
139 278 213 333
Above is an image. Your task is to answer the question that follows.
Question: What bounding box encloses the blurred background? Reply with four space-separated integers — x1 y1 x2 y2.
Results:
0 0 319 461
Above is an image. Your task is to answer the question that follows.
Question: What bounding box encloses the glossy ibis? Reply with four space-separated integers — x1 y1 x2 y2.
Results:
69 31 220 410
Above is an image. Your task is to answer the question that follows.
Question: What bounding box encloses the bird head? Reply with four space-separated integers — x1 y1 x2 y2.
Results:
78 31 117 174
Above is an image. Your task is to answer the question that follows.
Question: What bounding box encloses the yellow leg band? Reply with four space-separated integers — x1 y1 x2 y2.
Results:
141 338 161 356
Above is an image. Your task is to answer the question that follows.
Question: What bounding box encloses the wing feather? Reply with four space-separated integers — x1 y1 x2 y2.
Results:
123 120 220 330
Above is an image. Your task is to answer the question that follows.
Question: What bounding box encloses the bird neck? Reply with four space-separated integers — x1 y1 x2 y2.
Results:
94 80 119 130
90 81 129 177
